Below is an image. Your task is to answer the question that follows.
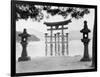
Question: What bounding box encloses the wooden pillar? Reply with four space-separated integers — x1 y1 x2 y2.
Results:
57 32 60 56
66 33 69 56
54 34 57 56
45 33 48 56
61 25 65 56
50 26 53 56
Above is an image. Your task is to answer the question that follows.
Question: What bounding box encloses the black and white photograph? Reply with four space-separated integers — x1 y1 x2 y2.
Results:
11 0 97 76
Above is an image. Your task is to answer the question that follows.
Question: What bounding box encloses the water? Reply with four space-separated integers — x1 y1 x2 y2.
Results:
16 40 92 61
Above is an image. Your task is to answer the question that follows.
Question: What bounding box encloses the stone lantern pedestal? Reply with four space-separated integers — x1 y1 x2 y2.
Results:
18 41 31 62
80 21 91 61
80 39 91 61
18 29 31 62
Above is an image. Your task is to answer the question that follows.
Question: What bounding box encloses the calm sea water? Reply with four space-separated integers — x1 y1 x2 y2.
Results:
16 40 92 61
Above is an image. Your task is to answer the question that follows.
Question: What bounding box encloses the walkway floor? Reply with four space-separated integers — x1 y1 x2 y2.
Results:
16 56 93 73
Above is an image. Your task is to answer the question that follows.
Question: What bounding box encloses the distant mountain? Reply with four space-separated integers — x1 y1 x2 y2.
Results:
69 30 93 41
69 31 82 41
16 31 40 42
27 28 45 41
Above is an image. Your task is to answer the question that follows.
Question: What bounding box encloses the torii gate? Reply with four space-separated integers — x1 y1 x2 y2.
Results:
44 19 72 56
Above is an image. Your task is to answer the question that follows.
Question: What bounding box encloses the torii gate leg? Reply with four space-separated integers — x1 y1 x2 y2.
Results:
57 33 60 56
54 34 57 56
62 25 65 56
66 33 69 56
45 33 48 56
50 26 53 56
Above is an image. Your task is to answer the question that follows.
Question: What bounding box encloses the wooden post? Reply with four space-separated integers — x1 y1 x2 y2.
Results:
61 25 65 56
50 26 53 56
45 33 48 56
54 34 57 56
66 33 69 56
57 32 60 56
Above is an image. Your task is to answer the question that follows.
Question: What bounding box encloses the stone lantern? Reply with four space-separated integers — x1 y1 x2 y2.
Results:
80 21 91 61
18 28 31 62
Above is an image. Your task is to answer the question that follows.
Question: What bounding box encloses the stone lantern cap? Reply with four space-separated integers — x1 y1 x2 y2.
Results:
19 29 31 38
80 21 91 33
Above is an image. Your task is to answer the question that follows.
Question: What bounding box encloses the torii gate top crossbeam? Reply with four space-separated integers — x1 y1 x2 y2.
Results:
44 19 72 26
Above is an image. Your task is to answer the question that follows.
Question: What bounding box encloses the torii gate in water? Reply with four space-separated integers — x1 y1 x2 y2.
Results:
44 19 72 56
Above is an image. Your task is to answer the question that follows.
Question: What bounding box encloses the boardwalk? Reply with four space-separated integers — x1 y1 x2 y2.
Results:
16 56 92 73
